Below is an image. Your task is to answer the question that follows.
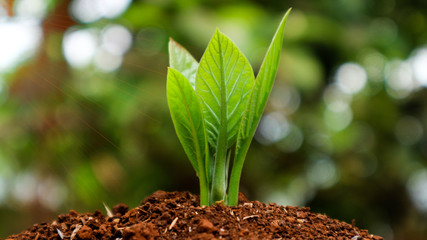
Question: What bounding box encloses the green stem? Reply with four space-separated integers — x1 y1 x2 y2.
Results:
228 137 252 206
211 122 228 204
198 171 209 206
198 143 209 206
211 145 227 203
211 34 228 204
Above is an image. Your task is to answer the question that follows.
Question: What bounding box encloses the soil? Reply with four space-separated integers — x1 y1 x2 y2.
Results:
5 191 383 240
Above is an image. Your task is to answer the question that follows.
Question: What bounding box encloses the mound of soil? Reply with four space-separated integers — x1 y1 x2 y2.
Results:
5 191 382 239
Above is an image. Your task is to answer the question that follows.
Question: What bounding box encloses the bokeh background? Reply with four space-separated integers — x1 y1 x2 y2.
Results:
1 0 427 238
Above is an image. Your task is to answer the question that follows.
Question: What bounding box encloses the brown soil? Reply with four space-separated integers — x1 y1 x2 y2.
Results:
5 191 383 240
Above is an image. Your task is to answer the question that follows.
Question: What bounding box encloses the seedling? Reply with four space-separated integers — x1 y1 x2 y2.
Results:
167 9 291 206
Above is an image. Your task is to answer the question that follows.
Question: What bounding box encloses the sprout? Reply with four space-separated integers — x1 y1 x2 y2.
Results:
167 9 291 206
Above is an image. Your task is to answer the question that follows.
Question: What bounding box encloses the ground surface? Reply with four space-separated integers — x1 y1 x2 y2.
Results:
5 191 383 239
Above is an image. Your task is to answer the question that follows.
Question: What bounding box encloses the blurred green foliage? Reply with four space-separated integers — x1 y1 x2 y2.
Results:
1 0 427 239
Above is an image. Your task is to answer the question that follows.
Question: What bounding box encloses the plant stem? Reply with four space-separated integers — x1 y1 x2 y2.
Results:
228 138 251 206
211 124 228 204
211 34 228 204
198 172 209 206
211 146 227 203
198 146 209 206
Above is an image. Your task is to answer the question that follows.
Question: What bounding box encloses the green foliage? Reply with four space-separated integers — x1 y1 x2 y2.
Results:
166 68 209 205
167 9 291 206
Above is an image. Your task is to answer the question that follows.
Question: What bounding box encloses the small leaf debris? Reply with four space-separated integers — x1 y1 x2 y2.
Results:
169 217 179 230
56 228 64 239
70 225 82 240
103 202 114 218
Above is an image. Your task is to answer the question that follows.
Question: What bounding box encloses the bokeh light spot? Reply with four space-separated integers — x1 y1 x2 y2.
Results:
266 176 315 207
270 86 301 114
360 49 386 82
99 0 132 19
37 177 67 211
257 112 290 145
411 47 427 87
12 172 37 205
15 0 48 20
306 157 339 189
276 125 304 153
70 0 103 23
70 0 131 23
101 24 133 56
0 20 42 71
407 168 427 212
63 28 98 69
384 60 417 99
335 63 367 95
324 106 353 132
94 48 122 72
323 84 352 112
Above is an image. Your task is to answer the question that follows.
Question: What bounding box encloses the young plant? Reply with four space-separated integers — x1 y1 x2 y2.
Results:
167 9 291 206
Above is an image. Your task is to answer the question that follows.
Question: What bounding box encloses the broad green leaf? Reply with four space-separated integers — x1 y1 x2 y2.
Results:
166 68 206 175
169 38 199 87
196 29 255 149
229 9 291 206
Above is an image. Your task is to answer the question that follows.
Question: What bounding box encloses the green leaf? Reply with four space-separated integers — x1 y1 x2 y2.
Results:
196 29 255 149
167 67 210 205
196 29 255 203
166 68 206 175
228 9 292 206
168 38 199 87
244 9 291 137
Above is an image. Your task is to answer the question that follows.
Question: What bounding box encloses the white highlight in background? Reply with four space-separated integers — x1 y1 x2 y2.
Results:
257 112 290 144
0 20 42 71
94 48 122 72
384 60 417 99
15 0 48 20
411 47 427 87
70 0 132 23
101 24 132 56
407 168 427 212
335 63 367 95
63 28 98 69
63 25 132 72
306 157 339 189
323 84 352 112
324 106 353 132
